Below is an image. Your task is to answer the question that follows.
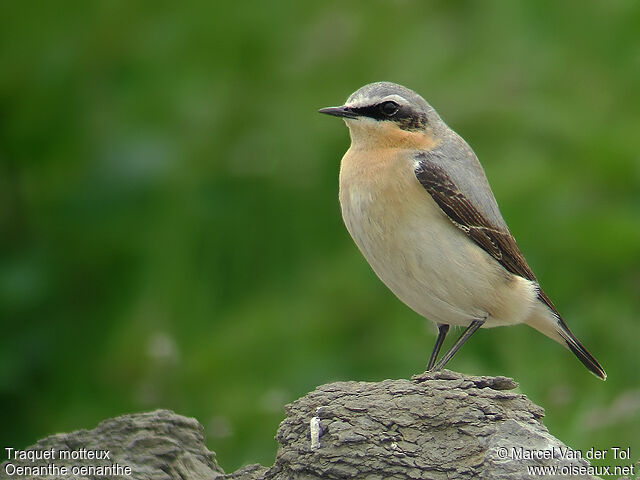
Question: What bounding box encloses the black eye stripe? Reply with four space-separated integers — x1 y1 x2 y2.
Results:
349 103 427 131
349 104 385 120
350 103 403 120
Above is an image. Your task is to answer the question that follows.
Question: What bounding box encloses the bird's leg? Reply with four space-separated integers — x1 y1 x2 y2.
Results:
431 317 486 371
427 323 450 370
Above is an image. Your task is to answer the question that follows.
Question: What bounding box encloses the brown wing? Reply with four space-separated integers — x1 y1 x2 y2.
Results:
414 157 560 315
414 152 607 378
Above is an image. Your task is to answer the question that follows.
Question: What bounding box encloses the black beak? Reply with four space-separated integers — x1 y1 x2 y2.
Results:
318 106 358 119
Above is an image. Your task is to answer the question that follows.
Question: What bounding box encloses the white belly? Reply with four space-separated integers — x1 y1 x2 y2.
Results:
339 151 537 328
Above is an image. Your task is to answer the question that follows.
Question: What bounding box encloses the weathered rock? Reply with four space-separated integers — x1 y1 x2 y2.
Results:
0 410 224 480
0 371 603 480
265 370 598 480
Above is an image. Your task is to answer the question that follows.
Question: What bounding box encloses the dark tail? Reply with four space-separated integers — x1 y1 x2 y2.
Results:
529 290 606 380
557 320 607 381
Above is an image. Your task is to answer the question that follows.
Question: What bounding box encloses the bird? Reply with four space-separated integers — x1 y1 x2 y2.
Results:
319 81 606 380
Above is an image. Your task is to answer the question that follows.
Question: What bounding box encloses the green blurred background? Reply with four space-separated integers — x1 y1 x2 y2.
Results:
1 0 639 473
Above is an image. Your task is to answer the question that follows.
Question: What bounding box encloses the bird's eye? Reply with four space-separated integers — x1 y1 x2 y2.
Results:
379 101 399 117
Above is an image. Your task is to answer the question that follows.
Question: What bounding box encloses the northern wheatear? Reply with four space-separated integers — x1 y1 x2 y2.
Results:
319 81 606 379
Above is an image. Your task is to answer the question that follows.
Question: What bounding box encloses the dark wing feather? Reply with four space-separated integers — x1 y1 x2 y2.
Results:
414 151 606 379
414 158 534 280
414 156 560 316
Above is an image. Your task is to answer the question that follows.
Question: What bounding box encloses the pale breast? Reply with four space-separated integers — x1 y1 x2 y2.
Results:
338 147 537 327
